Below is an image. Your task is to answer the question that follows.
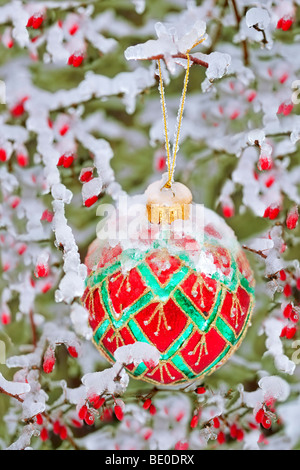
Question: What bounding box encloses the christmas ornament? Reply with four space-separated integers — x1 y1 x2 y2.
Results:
82 40 255 386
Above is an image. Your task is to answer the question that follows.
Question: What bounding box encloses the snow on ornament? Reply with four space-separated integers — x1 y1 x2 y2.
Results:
82 30 255 386
82 176 255 386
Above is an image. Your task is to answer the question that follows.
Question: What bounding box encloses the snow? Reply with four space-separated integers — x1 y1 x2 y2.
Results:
246 8 271 30
114 342 161 367
0 372 30 396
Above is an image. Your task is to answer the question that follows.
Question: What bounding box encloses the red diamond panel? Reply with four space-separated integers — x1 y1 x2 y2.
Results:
86 288 106 331
180 327 227 374
145 362 185 384
220 287 251 334
108 268 147 315
135 298 188 352
180 273 217 316
146 251 181 285
102 326 136 357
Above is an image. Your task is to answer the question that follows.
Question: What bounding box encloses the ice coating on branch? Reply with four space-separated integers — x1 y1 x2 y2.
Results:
125 16 206 73
82 363 129 397
70 303 93 340
246 8 271 30
114 342 161 367
0 372 30 396
205 52 231 81
258 375 290 403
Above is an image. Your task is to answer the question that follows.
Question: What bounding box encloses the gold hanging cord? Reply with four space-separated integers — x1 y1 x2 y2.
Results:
157 38 206 189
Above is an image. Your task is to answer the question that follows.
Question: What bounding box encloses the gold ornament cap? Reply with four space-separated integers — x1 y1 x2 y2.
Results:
145 178 192 224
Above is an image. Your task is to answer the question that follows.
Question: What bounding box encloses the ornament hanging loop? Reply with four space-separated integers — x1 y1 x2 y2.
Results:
157 37 206 190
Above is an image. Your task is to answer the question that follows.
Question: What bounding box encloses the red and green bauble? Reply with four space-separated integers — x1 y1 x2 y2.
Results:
82 178 255 386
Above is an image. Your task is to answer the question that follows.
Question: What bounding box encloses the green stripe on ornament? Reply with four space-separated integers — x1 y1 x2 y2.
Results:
174 288 223 333
236 299 254 342
132 362 147 377
240 275 255 295
128 319 148 343
160 323 194 361
93 319 110 344
173 290 206 330
215 317 236 345
87 261 121 288
171 355 196 380
137 263 190 302
101 282 154 328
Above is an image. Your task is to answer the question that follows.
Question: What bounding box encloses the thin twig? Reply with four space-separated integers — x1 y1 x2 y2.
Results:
147 53 209 69
0 387 24 403
231 0 249 66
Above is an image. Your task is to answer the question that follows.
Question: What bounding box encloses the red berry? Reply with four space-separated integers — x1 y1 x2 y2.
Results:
265 176 275 188
217 431 226 444
59 125 69 136
89 395 105 410
290 311 299 324
27 15 43 29
280 326 287 338
35 263 49 278
59 426 68 440
222 205 234 218
63 155 74 168
67 346 78 358
196 386 206 395
269 206 280 220
283 303 293 318
213 417 220 429
255 408 265 424
68 53 83 67
279 270 286 281
36 413 43 425
40 427 49 442
283 283 292 297
230 423 237 438
247 91 257 102
144 430 153 440
84 410 95 426
261 415 272 429
114 405 124 421
258 155 272 171
43 357 55 374
84 195 98 207
143 398 152 410
174 441 189 450
78 405 88 420
1 312 10 325
236 429 244 441
53 420 61 435
69 24 79 35
79 169 93 183
41 210 53 222
286 327 297 339
190 415 198 428
0 149 7 162
149 404 156 416
286 206 299 230
11 103 25 117
17 154 28 166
